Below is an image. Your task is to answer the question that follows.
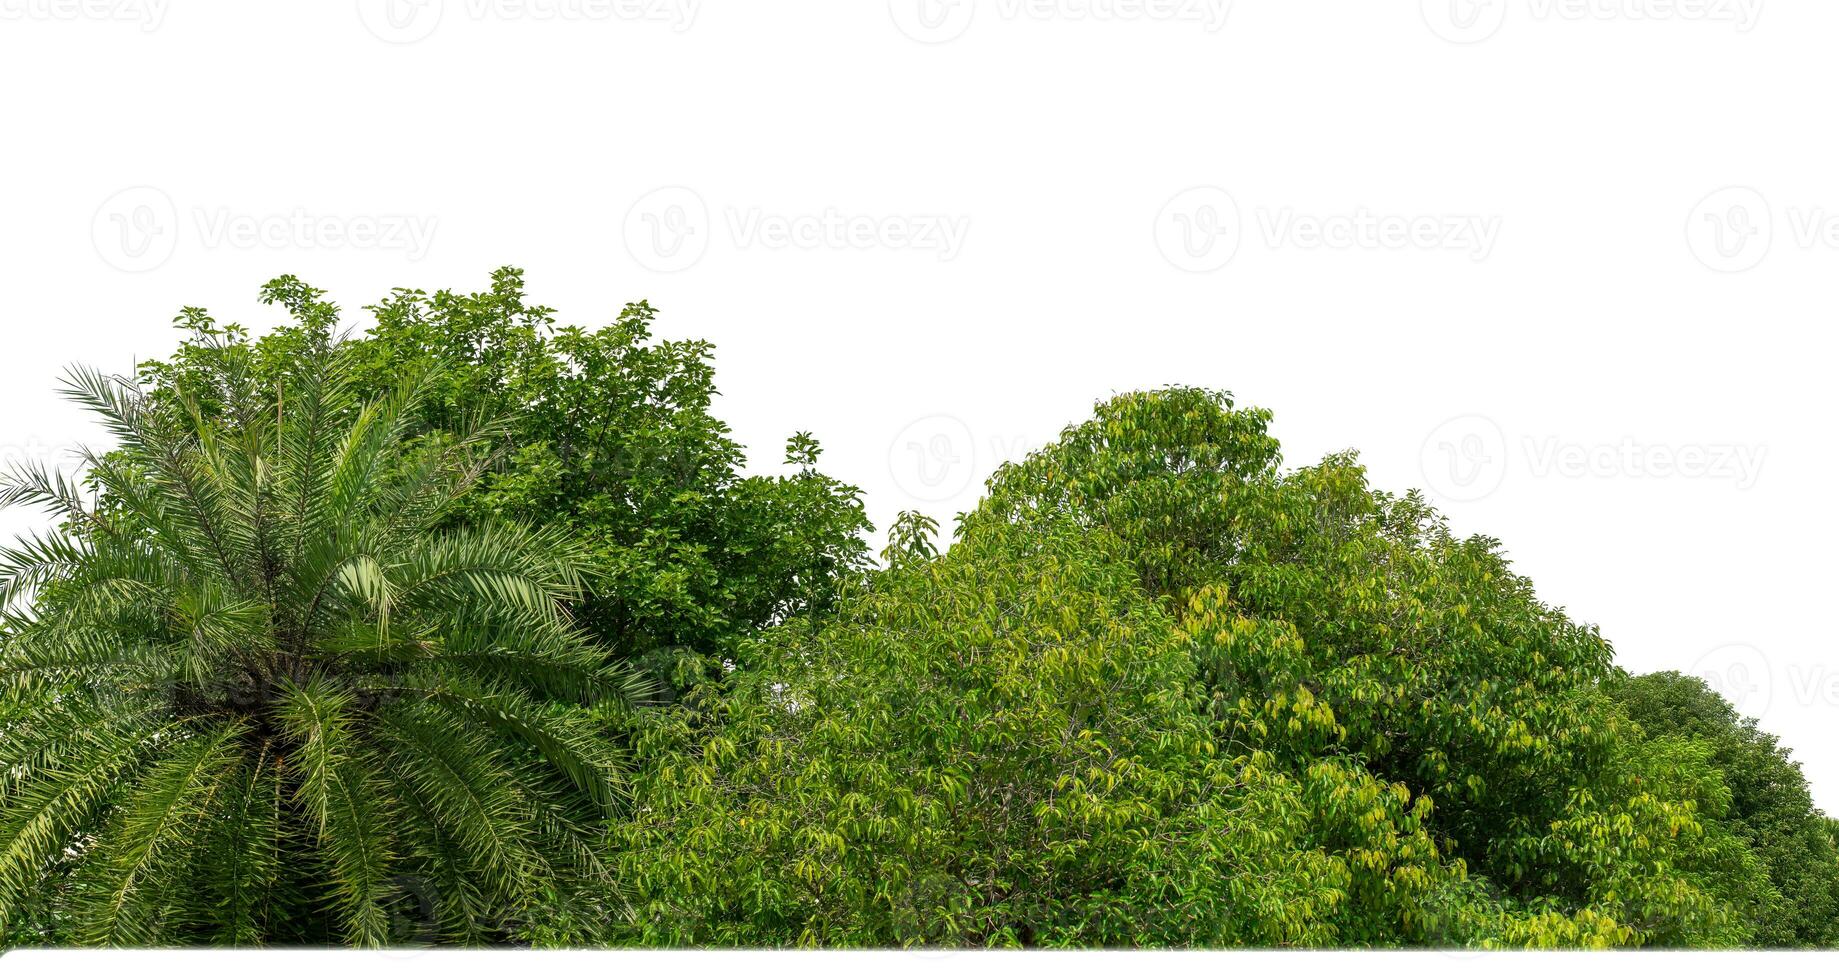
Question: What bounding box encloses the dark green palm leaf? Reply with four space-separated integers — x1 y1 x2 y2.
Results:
0 343 645 946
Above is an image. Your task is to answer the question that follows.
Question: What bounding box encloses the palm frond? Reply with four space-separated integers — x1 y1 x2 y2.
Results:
204 741 283 945
276 679 396 948
74 722 245 946
0 721 166 935
389 678 629 813
372 705 542 916
4 335 644 947
0 457 96 528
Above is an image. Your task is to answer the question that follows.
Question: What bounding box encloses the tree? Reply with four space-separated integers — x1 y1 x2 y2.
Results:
615 501 1708 948
614 518 1479 947
961 387 1773 945
0 338 643 946
4 290 1826 950
1608 670 1839 946
136 270 872 693
345 270 872 685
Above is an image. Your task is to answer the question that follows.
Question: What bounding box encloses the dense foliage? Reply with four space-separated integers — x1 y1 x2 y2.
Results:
623 388 1826 947
1608 671 1839 946
137 271 871 693
617 517 1475 946
965 390 1778 944
0 342 642 945
1 274 1832 948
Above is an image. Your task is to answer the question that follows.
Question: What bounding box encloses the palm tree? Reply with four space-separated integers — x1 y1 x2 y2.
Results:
0 338 646 947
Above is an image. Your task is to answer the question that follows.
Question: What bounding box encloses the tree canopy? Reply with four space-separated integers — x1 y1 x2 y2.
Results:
0 339 642 945
134 271 871 693
618 387 1818 948
1608 670 1839 946
1 275 1831 949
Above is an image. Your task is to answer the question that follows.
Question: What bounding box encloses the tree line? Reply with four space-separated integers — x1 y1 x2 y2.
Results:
2 269 1834 948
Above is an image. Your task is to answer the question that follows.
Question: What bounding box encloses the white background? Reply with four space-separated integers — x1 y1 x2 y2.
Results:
0 0 1833 815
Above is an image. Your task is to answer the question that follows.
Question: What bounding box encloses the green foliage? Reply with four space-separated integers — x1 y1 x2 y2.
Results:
951 387 1779 945
1608 670 1839 946
3 280 1830 949
135 270 871 690
879 510 940 570
0 342 643 946
616 521 1464 947
343 269 872 680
